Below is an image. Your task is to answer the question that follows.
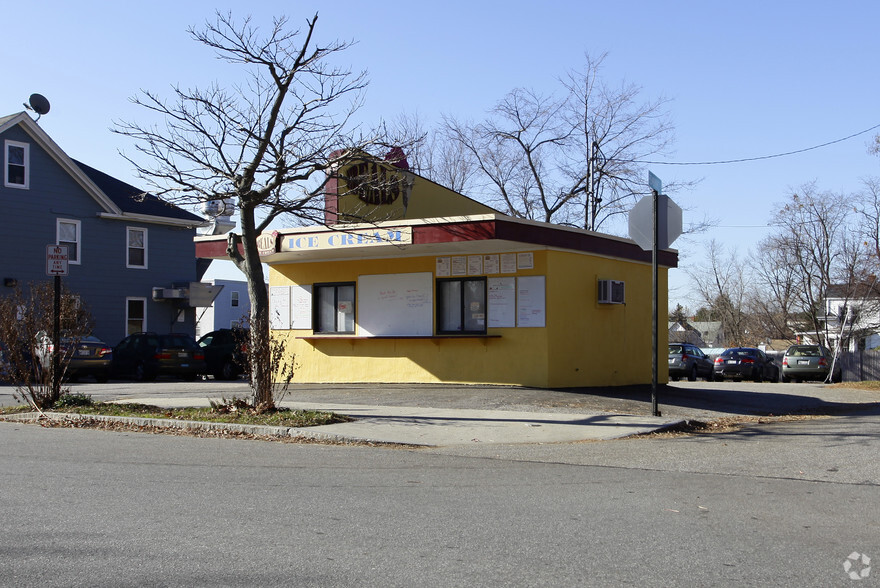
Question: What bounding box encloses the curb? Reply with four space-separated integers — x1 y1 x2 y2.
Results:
0 412 426 447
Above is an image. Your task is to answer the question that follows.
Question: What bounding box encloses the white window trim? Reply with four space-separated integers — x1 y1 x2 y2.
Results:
56 218 81 265
125 297 147 336
126 226 148 269
4 140 29 189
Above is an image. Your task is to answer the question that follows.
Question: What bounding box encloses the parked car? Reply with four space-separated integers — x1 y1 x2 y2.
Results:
111 332 206 382
713 347 780 382
197 328 249 380
668 343 714 381
25 332 112 383
62 336 113 382
781 344 841 383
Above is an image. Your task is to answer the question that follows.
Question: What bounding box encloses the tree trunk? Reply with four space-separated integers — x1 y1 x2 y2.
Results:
236 205 274 411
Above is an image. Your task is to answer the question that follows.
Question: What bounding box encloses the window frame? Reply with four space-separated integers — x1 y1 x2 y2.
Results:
231 291 240 307
126 226 148 269
4 140 29 189
312 282 356 334
56 218 81 264
125 297 147 336
436 276 488 335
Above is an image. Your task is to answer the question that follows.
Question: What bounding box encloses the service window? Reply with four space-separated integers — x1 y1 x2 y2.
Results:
437 277 487 334
313 283 355 333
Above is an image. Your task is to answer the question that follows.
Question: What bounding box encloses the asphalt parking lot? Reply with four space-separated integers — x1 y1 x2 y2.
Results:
2 378 878 420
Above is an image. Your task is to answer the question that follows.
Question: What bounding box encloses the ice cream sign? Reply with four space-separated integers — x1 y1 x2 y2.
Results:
281 227 412 252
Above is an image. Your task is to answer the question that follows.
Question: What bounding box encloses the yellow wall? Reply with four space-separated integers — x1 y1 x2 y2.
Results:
335 168 496 223
270 249 669 389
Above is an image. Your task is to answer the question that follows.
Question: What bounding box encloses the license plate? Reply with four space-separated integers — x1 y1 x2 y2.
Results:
77 349 90 356
797 360 810 365
668 359 675 364
727 360 737 364
178 353 189 358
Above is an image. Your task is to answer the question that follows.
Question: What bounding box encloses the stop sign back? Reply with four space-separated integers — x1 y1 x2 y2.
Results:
628 193 682 251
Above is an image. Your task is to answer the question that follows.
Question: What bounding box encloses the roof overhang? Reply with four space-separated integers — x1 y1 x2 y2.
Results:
195 214 678 268
98 211 208 228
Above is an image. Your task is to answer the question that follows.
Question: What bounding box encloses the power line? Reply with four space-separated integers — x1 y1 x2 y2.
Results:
631 123 880 166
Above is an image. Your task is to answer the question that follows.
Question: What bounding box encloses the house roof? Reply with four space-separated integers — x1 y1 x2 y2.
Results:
826 281 880 300
73 159 203 223
1 111 204 227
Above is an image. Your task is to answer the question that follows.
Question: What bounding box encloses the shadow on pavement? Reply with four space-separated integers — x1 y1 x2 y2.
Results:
562 383 880 418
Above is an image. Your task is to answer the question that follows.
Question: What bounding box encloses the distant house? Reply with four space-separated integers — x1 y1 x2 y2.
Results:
195 279 252 337
668 320 724 348
822 282 880 351
1 111 205 345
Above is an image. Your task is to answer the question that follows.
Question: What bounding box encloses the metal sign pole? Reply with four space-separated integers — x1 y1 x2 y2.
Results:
52 274 61 399
651 189 659 417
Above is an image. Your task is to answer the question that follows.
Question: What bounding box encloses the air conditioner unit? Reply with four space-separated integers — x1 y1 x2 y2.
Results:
598 279 625 304
152 287 189 301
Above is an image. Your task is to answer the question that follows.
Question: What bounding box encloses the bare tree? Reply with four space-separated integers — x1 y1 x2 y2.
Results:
749 237 799 342
114 12 389 411
387 112 477 194
0 282 93 408
762 183 864 346
687 240 752 346
442 53 679 232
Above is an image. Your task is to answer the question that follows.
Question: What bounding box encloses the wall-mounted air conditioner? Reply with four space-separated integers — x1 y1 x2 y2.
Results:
598 279 625 304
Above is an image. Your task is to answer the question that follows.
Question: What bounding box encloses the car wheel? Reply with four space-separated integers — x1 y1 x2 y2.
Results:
782 375 790 383
180 373 198 382
753 369 762 383
135 362 156 382
688 365 697 382
95 372 109 383
714 374 723 382
219 359 238 381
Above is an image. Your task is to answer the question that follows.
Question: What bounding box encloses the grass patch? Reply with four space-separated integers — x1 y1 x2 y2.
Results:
0 395 351 428
828 381 880 391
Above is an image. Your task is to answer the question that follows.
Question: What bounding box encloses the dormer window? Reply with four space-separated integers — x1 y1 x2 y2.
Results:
4 140 29 189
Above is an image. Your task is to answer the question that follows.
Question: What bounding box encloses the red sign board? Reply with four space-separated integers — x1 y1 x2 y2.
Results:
47 245 69 276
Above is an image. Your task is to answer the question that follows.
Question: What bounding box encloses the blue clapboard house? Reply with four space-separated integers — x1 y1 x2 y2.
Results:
1 111 205 346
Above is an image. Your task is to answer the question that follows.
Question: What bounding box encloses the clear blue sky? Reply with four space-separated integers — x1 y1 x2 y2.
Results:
4 0 879 308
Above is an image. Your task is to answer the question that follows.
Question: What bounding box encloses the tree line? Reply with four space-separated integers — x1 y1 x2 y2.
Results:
680 176 880 350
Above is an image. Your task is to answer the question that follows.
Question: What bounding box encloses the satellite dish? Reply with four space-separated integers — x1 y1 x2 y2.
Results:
25 94 51 120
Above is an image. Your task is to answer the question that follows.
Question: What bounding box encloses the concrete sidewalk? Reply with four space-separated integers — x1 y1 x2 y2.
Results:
116 395 682 446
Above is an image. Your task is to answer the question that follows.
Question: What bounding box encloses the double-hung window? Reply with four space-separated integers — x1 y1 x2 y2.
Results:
4 140 28 189
437 277 487 334
57 219 81 264
314 282 355 333
231 291 240 307
127 227 147 268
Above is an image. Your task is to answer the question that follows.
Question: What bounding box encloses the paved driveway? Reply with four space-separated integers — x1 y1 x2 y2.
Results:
3 379 877 420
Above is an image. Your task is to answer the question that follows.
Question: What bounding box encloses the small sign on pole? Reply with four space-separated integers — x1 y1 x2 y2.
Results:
47 245 69 276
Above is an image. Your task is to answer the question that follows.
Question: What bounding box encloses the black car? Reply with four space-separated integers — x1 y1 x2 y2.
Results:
111 332 206 381
713 347 779 382
197 328 249 380
668 343 714 381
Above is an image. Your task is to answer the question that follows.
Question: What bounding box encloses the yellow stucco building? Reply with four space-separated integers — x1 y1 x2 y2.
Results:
195 157 677 388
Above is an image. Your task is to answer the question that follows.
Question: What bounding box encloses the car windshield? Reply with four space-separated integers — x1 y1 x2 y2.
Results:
723 349 754 358
668 345 684 354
